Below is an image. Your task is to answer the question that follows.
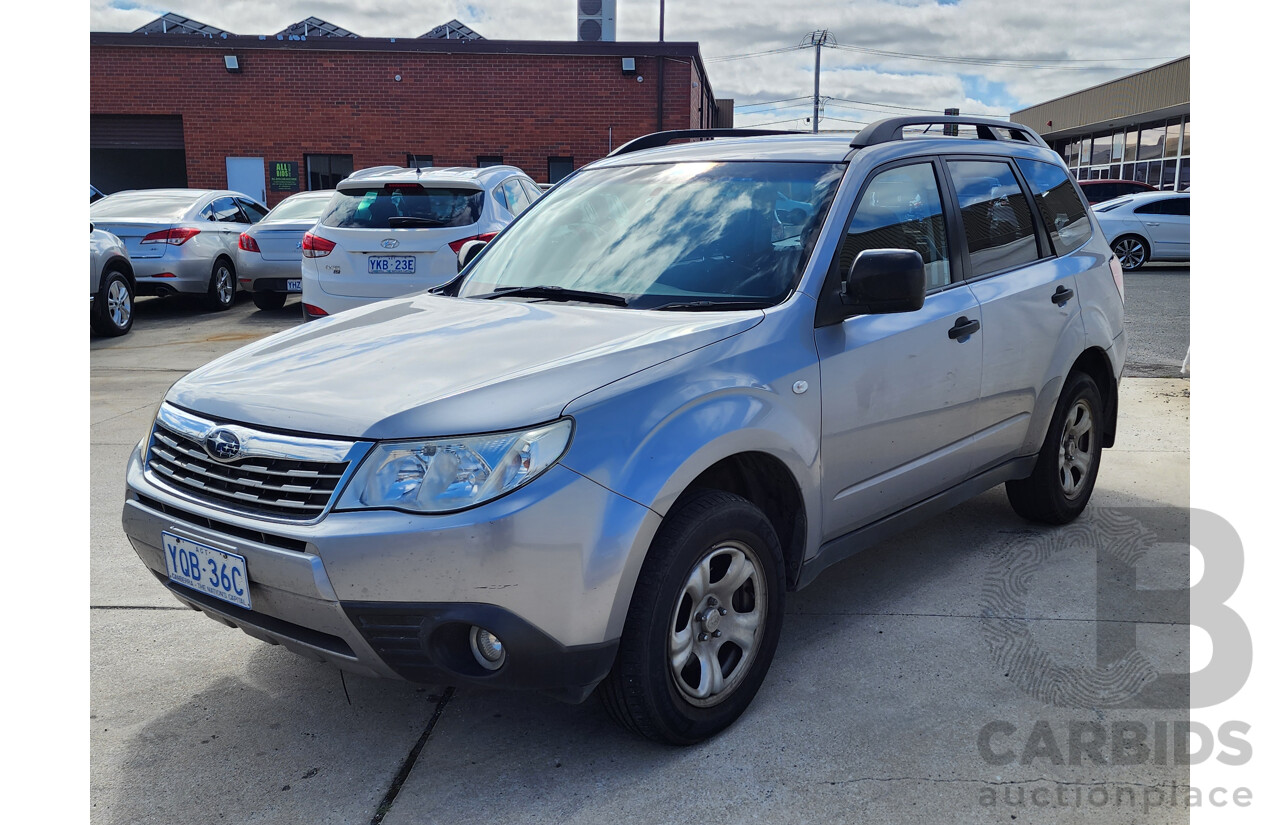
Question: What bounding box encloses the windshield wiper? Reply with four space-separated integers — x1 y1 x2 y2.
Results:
649 299 775 311
473 285 630 307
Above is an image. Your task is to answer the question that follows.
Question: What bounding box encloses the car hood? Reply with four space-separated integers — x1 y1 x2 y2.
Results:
167 294 763 439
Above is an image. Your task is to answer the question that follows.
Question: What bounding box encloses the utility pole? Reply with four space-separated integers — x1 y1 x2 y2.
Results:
803 30 835 133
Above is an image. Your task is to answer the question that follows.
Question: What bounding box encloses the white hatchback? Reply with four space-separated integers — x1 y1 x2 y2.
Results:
300 165 541 319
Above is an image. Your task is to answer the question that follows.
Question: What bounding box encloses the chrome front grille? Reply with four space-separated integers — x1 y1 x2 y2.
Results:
145 404 363 521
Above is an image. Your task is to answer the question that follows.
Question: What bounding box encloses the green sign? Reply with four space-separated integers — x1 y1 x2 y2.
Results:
269 161 300 192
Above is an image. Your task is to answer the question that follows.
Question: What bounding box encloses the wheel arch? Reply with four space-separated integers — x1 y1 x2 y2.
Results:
678 451 808 590
1069 347 1119 448
104 255 135 289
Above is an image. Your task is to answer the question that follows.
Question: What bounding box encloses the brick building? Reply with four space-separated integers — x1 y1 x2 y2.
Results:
90 18 722 207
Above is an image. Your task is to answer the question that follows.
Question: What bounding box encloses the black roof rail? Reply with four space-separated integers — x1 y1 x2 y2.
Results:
850 116 1048 149
608 128 805 158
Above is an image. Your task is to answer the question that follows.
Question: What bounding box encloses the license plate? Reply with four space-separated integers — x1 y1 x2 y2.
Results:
162 532 251 610
286 279 301 292
369 255 415 274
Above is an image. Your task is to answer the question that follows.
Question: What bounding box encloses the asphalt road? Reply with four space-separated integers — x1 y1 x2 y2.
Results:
1119 264 1190 377
89 282 1192 825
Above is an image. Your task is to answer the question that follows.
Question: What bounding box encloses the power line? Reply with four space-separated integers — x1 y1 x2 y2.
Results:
705 44 807 63
825 96 952 114
732 96 813 111
825 43 1175 71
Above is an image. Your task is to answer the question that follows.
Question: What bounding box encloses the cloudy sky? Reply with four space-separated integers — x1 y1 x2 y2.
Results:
89 0 1188 130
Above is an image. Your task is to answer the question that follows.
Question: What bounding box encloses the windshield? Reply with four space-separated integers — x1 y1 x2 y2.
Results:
321 185 483 229
90 191 202 221
457 161 845 309
263 193 332 224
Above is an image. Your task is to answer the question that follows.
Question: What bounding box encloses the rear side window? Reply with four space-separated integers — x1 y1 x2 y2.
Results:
947 160 1039 278
839 162 951 290
321 186 484 229
210 197 246 223
500 179 532 216
1015 159 1091 256
1135 197 1190 216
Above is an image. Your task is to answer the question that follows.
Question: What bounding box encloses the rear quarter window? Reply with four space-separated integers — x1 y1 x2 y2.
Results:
1015 159 1092 256
321 186 484 229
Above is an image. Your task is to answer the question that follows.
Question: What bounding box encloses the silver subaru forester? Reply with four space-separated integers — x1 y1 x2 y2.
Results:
122 117 1126 745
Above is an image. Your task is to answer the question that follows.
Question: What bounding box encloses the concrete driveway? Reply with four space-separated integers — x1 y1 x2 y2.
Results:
91 289 1191 824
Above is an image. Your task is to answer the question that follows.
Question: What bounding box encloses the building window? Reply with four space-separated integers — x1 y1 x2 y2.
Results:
548 157 574 184
1124 131 1139 163
407 154 433 169
1137 124 1165 161
477 155 503 168
306 154 353 190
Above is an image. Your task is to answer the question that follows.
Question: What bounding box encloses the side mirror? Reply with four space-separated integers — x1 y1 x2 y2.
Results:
840 249 926 315
457 239 487 271
89 222 95 234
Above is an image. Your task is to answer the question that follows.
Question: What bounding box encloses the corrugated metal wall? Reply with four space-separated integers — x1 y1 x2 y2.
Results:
1012 57 1189 133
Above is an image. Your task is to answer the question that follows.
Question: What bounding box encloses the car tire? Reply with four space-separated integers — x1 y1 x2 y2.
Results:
252 291 288 310
1006 371 1104 524
91 269 134 336
204 258 237 311
1111 235 1148 271
599 489 785 745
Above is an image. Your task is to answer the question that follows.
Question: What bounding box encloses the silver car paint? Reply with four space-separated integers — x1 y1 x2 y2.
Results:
89 227 129 296
122 132 1127 686
92 190 266 295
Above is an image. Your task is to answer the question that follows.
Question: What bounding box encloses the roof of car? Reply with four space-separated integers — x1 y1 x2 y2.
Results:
1079 179 1155 186
338 165 526 187
100 188 260 202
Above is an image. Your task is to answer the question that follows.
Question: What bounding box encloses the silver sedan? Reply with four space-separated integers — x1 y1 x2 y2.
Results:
235 190 333 310
90 189 268 311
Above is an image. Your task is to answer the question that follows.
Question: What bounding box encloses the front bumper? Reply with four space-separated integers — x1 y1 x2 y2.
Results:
122 442 658 700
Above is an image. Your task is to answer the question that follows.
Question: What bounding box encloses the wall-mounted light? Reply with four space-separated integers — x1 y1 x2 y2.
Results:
224 55 241 73
621 57 636 74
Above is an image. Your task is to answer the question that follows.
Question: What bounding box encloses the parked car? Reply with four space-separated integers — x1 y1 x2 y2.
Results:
90 224 135 336
1076 178 1155 204
300 165 541 319
121 118 1125 744
90 189 269 311
236 190 334 310
1093 191 1190 270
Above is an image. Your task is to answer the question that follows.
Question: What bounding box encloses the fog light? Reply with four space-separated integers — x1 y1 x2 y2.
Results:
469 626 506 671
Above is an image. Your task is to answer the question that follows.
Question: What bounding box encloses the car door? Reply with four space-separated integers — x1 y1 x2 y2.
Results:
951 157 1089 472
1134 196 1190 259
208 196 250 255
815 159 985 537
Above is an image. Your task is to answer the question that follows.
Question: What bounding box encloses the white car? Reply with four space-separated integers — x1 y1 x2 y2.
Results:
1093 191 1190 271
90 224 135 336
300 166 541 319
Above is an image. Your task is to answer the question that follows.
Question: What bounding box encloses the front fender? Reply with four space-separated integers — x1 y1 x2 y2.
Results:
559 297 824 636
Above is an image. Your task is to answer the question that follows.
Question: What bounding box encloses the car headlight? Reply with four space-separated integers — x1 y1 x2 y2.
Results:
336 419 573 513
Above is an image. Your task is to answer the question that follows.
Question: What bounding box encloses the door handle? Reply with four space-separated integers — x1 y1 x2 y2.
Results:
1144 221 1161 226
1052 285 1075 306
948 316 981 340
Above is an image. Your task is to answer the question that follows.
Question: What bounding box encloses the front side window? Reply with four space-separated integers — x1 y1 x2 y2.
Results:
1015 158 1091 256
320 185 483 229
236 198 268 224
947 160 1040 278
457 161 845 310
838 162 951 290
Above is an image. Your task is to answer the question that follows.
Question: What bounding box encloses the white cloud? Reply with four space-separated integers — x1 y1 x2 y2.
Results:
88 0 1189 129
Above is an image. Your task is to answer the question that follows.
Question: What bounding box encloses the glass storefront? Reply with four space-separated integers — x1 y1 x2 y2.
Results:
1052 115 1190 191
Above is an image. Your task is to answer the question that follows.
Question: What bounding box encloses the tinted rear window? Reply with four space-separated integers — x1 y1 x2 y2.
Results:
90 191 202 221
321 186 483 229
